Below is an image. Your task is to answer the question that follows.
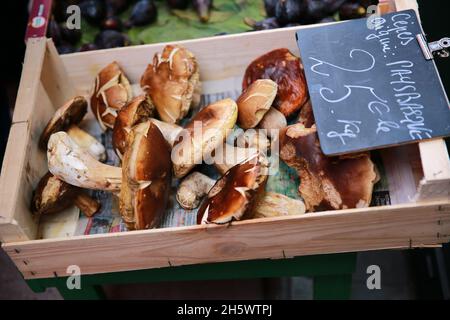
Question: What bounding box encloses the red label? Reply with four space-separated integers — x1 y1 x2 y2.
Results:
24 0 53 41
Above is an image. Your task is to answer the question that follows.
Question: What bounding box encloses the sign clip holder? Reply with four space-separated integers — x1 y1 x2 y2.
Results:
416 34 450 60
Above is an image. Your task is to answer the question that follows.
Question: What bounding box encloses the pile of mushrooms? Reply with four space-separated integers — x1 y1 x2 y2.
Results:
34 44 379 231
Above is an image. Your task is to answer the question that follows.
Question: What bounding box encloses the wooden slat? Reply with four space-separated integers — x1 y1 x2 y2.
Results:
3 200 449 279
12 37 47 124
60 23 333 94
0 83 56 242
41 39 77 108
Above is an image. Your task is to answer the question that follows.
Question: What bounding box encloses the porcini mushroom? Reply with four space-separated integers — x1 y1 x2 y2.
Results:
279 124 378 212
172 98 238 178
237 79 277 129
39 96 106 162
258 107 287 139
197 153 269 224
31 172 100 217
112 94 155 159
48 132 122 191
91 61 132 131
140 44 201 124
120 121 172 230
176 171 216 210
297 99 315 128
243 48 309 118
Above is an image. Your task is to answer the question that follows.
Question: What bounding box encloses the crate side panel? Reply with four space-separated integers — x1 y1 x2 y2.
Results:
3 200 449 279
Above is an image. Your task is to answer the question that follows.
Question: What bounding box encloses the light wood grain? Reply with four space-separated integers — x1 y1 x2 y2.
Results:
3 200 449 279
41 39 77 108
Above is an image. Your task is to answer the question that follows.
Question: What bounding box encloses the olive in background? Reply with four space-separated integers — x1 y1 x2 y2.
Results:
78 43 99 52
303 0 347 23
339 2 366 20
102 16 124 31
57 43 76 55
95 30 130 49
80 0 107 26
193 0 213 23
105 0 130 16
53 0 81 23
125 0 158 28
47 19 63 46
264 0 277 17
244 17 280 31
275 0 305 26
60 26 82 45
167 0 190 10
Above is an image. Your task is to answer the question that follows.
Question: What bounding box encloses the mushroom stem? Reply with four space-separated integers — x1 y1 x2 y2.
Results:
48 132 122 191
67 125 106 162
253 192 305 218
176 172 216 210
210 144 259 175
73 193 101 217
258 107 287 139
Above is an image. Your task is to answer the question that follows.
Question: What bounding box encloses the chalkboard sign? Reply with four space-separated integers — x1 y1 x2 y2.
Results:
296 9 450 156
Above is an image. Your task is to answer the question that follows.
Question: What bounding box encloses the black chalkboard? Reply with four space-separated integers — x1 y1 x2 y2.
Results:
296 9 450 156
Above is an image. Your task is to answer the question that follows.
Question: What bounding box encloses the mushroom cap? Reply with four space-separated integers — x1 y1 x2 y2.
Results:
242 48 309 118
140 44 200 124
197 153 268 224
120 121 172 230
91 61 132 131
237 79 277 129
172 98 238 178
279 124 378 211
31 172 78 215
112 94 155 159
39 96 87 150
297 99 315 128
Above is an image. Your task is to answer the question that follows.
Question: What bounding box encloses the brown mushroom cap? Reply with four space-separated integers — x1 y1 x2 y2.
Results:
112 94 155 159
279 124 378 212
120 121 172 230
242 48 309 118
237 79 277 129
172 98 238 178
31 172 78 215
140 45 200 124
39 96 87 150
197 153 268 224
297 99 315 128
91 61 132 131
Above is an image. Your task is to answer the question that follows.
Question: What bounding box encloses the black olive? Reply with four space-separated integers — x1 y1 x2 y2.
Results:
105 0 130 16
193 0 213 23
102 16 124 31
167 0 190 9
80 0 106 26
95 30 130 49
302 0 346 23
244 17 280 31
47 20 63 46
79 43 99 52
339 2 366 20
57 43 76 55
60 26 82 45
285 22 301 27
125 0 158 28
264 0 277 17
275 0 305 26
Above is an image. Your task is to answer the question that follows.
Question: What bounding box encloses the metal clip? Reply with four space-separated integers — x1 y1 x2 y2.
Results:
416 34 450 60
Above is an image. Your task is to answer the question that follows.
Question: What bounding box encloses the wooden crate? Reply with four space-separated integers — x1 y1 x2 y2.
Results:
0 0 449 280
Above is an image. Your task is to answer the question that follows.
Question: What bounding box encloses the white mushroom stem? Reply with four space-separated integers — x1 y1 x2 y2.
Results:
258 107 287 139
66 125 106 162
176 172 306 217
48 132 122 192
253 192 306 218
149 118 183 147
176 172 216 210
